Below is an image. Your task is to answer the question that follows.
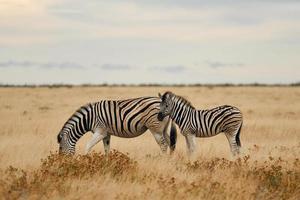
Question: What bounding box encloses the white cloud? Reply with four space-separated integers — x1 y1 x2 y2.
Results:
99 64 132 71
148 65 187 73
0 60 83 69
2 0 299 45
205 61 245 69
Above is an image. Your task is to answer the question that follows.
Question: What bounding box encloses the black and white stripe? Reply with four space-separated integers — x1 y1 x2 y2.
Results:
158 91 243 155
57 97 177 155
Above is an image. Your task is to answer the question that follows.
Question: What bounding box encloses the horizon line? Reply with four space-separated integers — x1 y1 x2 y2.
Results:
0 82 299 88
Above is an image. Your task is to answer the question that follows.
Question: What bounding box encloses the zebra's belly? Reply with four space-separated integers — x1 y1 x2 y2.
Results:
195 130 220 137
106 126 148 138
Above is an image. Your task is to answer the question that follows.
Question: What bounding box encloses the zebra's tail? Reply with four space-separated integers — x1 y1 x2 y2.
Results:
169 122 177 154
235 122 242 147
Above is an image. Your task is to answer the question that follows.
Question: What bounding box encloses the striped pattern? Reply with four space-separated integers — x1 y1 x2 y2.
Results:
158 91 243 155
57 97 177 155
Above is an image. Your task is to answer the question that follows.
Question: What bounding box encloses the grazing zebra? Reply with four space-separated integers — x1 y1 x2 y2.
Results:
57 97 177 155
157 91 243 156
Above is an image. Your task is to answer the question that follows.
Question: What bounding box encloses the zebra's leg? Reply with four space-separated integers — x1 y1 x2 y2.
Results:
151 132 168 154
185 133 196 156
162 120 171 147
225 130 240 156
85 129 107 154
102 135 111 155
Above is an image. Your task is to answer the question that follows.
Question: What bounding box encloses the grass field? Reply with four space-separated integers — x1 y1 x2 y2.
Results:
0 86 299 199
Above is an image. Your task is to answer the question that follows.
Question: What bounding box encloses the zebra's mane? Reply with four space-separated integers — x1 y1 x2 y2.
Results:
58 103 91 139
162 91 195 109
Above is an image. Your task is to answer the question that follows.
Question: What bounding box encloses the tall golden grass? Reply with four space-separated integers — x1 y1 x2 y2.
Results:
0 86 299 199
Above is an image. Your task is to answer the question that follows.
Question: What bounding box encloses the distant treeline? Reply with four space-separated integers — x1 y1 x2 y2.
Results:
0 82 299 88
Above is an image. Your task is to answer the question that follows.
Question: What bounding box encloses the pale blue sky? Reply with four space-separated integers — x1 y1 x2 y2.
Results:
0 0 299 84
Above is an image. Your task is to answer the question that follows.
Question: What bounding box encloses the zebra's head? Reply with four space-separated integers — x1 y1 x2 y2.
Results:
158 91 174 121
57 130 74 155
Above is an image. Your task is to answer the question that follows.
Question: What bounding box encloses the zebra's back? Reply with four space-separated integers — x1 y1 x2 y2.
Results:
93 97 161 137
195 105 242 137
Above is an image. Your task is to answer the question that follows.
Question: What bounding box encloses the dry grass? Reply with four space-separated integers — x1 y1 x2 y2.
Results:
0 86 299 199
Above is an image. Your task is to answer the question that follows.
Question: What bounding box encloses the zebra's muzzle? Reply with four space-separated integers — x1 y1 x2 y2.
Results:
58 146 62 154
157 112 165 121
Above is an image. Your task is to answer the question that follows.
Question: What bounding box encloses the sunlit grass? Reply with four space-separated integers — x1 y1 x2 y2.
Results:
0 86 299 199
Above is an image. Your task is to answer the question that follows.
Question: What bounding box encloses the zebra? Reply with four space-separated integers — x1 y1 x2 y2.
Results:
157 91 243 156
57 97 177 155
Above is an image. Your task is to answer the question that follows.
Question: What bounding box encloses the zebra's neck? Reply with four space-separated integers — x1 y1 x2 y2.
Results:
170 99 194 130
64 103 95 145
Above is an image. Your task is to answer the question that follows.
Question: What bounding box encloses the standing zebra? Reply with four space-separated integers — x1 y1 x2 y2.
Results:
57 97 177 155
157 91 243 156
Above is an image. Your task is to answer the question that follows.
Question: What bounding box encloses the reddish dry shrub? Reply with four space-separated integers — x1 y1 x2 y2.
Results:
186 156 300 200
39 149 137 179
114 154 300 200
1 151 299 200
0 150 137 199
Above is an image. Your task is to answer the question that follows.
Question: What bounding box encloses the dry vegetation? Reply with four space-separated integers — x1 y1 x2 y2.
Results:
0 86 299 199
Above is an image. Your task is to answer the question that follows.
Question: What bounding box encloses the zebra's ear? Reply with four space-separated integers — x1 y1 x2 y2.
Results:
158 93 162 99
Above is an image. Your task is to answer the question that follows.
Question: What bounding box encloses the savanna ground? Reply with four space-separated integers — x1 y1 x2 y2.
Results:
0 86 299 200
